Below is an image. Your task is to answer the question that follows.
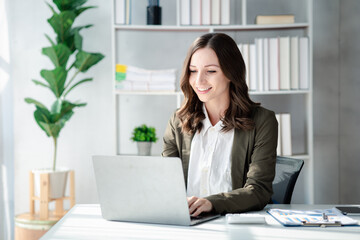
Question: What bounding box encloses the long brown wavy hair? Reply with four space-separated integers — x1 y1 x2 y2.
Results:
177 33 259 134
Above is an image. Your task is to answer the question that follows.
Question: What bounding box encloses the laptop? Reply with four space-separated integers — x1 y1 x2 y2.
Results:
92 155 220 226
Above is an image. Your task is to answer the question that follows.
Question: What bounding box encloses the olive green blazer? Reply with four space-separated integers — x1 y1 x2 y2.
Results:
162 106 278 214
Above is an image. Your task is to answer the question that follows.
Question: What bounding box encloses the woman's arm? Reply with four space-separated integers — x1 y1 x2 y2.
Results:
162 111 180 157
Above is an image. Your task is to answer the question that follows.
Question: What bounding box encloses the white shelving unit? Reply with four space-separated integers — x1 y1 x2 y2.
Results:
111 0 313 203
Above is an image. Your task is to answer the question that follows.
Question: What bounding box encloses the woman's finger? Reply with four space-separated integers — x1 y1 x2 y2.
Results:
189 198 200 214
187 196 197 208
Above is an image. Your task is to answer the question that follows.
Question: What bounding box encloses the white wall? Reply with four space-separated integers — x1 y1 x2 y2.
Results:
1 1 14 239
10 0 114 214
313 0 360 204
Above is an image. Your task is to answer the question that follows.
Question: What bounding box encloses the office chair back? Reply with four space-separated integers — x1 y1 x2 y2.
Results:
272 156 304 204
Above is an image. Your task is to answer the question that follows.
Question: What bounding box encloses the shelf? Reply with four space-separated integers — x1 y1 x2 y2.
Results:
113 23 309 32
249 90 310 95
114 90 310 96
114 91 181 96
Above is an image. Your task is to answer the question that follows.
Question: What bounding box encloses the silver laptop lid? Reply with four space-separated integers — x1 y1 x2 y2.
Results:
92 155 192 226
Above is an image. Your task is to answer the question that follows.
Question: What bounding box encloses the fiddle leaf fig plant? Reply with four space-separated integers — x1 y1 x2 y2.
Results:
25 0 104 171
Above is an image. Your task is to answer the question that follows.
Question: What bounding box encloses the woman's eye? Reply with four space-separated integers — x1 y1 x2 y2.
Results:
208 70 216 73
189 70 197 73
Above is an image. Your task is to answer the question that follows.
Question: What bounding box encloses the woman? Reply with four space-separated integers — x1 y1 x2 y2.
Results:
162 33 277 216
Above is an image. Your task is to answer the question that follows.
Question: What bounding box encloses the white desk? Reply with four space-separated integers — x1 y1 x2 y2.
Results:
41 204 360 240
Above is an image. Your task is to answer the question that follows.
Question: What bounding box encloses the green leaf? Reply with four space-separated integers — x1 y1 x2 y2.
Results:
73 29 82 50
45 34 56 46
46 2 57 15
27 101 54 137
48 10 76 44
42 44 72 67
131 124 158 142
64 78 93 97
32 79 51 90
34 110 53 137
51 99 62 114
75 6 96 16
40 67 67 97
28 99 86 138
74 51 104 72
61 25 92 53
61 100 86 114
53 0 87 11
25 98 48 110
50 100 85 122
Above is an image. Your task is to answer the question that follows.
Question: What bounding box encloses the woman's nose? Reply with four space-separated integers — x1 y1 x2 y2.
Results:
195 70 205 84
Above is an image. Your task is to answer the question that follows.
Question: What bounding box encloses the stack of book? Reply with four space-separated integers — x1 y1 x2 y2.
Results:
255 15 295 25
238 36 309 92
114 0 131 25
180 0 230 25
115 64 176 92
275 113 292 156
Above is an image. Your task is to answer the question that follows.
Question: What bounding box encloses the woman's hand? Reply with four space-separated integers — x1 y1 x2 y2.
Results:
187 196 213 217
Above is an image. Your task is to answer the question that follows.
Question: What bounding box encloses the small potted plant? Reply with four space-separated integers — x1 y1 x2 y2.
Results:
131 124 158 156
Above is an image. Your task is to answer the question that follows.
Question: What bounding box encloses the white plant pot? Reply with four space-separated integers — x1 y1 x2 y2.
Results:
32 168 69 199
137 141 152 156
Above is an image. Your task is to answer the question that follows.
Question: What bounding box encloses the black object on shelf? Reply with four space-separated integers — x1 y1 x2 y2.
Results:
147 5 161 25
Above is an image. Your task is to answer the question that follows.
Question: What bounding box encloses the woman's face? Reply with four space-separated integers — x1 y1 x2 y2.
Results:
189 47 230 107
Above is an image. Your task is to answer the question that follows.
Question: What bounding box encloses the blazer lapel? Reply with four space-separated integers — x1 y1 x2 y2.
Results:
181 132 194 188
231 128 250 189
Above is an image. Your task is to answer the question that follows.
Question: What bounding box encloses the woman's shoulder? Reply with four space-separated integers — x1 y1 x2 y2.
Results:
251 105 276 123
168 109 182 128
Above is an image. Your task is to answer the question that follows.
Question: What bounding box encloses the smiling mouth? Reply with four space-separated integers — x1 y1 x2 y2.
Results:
197 87 212 93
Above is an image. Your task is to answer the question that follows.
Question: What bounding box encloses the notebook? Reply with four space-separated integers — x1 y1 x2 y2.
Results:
92 155 220 226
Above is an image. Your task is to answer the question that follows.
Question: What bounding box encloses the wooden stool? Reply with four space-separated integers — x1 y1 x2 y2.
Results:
29 170 75 220
15 212 61 240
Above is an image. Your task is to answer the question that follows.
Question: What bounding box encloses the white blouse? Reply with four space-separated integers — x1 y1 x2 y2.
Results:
187 105 234 198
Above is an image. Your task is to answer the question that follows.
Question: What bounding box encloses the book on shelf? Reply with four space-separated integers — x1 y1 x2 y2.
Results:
114 0 131 25
114 0 125 24
115 64 176 92
290 36 299 89
236 36 309 92
280 113 292 156
255 38 264 92
180 0 230 26
180 0 191 25
275 113 292 156
299 37 309 90
211 0 221 25
275 114 282 156
125 0 131 25
238 43 250 88
191 0 202 25
263 38 270 91
269 37 280 91
202 0 211 25
220 0 230 25
249 44 257 91
279 36 290 90
255 15 295 25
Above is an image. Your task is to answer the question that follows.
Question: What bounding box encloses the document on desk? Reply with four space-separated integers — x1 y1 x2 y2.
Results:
268 208 359 227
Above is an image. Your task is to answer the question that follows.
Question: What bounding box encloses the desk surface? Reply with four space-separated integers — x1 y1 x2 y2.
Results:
41 204 360 240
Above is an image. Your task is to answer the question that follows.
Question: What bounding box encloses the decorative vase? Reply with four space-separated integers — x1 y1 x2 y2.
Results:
32 168 69 199
137 141 152 156
146 5 162 25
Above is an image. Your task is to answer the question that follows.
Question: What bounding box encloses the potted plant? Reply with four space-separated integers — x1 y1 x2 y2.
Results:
25 0 104 198
131 124 158 156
